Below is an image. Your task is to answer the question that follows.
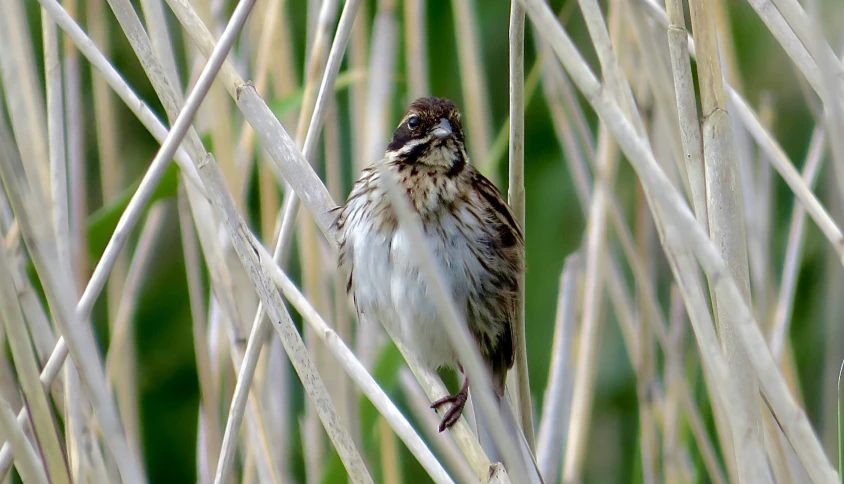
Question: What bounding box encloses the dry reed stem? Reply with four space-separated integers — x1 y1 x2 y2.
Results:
104 205 166 386
141 34 298 484
625 36 678 484
0 234 69 483
380 416 403 484
3 8 131 476
213 205 289 484
685 6 770 480
770 128 826 361
32 0 332 480
539 41 726 483
62 0 87 289
14 268 59 366
177 185 220 483
43 11 70 279
196 193 281 484
507 0 535 452
137 0 370 477
521 1 839 480
296 2 340 477
0 399 49 484
252 0 285 238
663 289 684 483
572 0 804 476
0 92 145 484
213 291 276 484
364 0 398 169
747 97 775 324
102 0 211 177
82 2 279 476
536 254 580 483
562 124 614 481
63 366 84 481
728 90 844 265
634 185 658 484
40 17 71 472
645 11 839 446
639 0 844 267
255 161 289 477
211 225 275 473
639 18 844 455
325 99 359 449
766 0 844 105
201 154 372 483
625 5 691 200
144 13 283 478
398 371 478 483
139 0 181 84
578 0 643 138
13 5 214 476
405 0 430 98
563 0 640 476
213 1 363 479
192 0 238 209
350 1 370 173
663 0 707 228
142 0 231 477
686 0 768 478
451 0 493 165
88 0 139 460
0 0 51 201
741 0 826 100
480 57 544 181
607 202 728 483
35 0 203 187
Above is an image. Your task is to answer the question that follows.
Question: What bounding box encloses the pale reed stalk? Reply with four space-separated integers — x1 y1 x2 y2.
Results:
88 0 139 462
0 399 49 484
0 224 69 483
506 0 535 451
681 0 769 473
564 0 641 477
536 254 580 483
638 0 844 267
521 0 838 479
539 37 726 483
451 0 493 164
177 185 219 483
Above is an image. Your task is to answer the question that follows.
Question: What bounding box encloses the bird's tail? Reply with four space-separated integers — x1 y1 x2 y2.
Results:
469 389 545 483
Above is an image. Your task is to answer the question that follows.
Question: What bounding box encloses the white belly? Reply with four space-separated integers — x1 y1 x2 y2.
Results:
348 208 484 370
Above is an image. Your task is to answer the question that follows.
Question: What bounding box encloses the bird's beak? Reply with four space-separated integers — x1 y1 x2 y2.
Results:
431 118 453 139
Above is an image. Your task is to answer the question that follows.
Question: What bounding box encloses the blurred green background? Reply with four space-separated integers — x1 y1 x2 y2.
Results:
18 0 844 481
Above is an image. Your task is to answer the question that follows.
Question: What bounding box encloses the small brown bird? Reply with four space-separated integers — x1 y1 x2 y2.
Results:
334 97 525 432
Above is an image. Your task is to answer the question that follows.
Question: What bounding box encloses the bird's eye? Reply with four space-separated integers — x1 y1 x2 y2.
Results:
407 116 420 130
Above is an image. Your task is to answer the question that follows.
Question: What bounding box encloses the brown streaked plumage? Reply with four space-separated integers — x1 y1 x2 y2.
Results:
334 97 525 432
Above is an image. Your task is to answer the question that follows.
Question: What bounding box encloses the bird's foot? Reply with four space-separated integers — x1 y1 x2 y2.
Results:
430 378 469 432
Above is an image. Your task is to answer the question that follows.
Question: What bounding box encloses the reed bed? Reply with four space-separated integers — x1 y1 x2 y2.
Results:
0 0 842 482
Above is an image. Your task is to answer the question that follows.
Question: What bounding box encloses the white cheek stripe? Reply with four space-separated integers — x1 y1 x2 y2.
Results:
398 137 432 156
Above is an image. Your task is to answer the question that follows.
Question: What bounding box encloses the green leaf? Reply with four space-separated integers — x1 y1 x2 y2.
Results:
86 162 180 261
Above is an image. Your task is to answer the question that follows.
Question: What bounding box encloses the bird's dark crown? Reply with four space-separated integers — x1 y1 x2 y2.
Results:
386 97 466 153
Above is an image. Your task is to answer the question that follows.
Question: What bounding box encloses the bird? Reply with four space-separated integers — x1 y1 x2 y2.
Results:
333 96 525 433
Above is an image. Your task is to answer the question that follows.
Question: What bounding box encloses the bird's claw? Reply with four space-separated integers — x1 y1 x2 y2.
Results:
431 390 468 432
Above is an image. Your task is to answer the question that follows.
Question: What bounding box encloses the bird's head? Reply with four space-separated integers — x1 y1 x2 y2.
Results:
385 97 468 175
